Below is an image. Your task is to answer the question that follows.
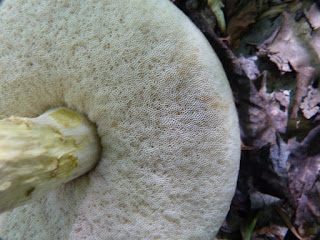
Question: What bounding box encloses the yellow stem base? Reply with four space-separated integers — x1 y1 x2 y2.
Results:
0 108 100 213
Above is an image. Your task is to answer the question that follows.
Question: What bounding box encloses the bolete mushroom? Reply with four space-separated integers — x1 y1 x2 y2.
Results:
0 0 240 239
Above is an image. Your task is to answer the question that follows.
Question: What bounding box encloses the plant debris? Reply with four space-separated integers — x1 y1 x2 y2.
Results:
173 1 320 239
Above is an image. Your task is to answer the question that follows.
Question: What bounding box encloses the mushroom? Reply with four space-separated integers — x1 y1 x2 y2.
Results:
0 108 101 213
0 0 240 239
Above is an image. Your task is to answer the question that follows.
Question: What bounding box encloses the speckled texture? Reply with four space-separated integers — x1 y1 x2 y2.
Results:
0 0 240 239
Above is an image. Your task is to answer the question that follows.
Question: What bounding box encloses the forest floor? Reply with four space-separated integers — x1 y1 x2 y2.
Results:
173 1 320 239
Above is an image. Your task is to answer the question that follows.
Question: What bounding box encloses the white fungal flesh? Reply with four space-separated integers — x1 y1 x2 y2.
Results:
0 0 241 239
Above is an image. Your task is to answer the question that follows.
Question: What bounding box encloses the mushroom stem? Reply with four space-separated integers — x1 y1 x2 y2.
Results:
0 108 100 213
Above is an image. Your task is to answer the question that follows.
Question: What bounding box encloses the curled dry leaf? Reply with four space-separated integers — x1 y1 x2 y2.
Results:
287 126 320 239
250 192 282 210
173 2 320 239
238 55 260 80
258 8 320 118
300 86 320 119
226 2 258 47
239 71 289 147
258 11 318 73
253 223 288 240
305 3 320 30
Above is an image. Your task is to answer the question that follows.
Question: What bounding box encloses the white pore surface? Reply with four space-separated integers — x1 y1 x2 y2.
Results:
0 0 240 239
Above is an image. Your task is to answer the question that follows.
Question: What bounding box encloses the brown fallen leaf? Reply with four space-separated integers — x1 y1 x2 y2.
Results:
300 86 320 119
253 223 288 240
226 2 258 48
224 0 299 48
173 2 320 239
287 126 320 239
305 3 320 30
250 192 282 209
258 11 317 73
239 71 289 147
238 55 260 80
258 10 320 119
275 206 303 240
292 66 316 119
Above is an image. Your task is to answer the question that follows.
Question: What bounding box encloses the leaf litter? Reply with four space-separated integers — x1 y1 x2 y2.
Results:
172 1 320 239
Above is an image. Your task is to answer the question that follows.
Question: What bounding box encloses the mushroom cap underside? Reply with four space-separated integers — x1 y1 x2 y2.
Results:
0 0 240 239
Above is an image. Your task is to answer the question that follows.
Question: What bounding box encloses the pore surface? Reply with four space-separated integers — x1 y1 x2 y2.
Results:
0 0 240 239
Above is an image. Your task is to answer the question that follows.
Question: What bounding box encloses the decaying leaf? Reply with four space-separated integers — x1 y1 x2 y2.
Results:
258 7 320 118
225 0 299 48
287 126 320 239
250 192 282 210
252 223 288 240
226 5 320 238
226 1 258 47
292 66 316 119
239 71 289 146
238 55 260 80
300 86 320 119
305 3 320 30
258 11 318 73
269 134 290 179
172 1 320 239
275 206 303 240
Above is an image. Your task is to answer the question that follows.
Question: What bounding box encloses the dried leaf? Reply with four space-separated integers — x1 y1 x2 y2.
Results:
238 55 260 80
226 0 299 48
253 223 288 240
250 192 282 210
275 206 303 240
300 86 320 119
291 66 316 118
258 10 320 118
305 3 320 30
226 2 258 47
259 12 315 72
239 72 289 146
269 135 290 178
173 1 320 239
287 126 320 239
